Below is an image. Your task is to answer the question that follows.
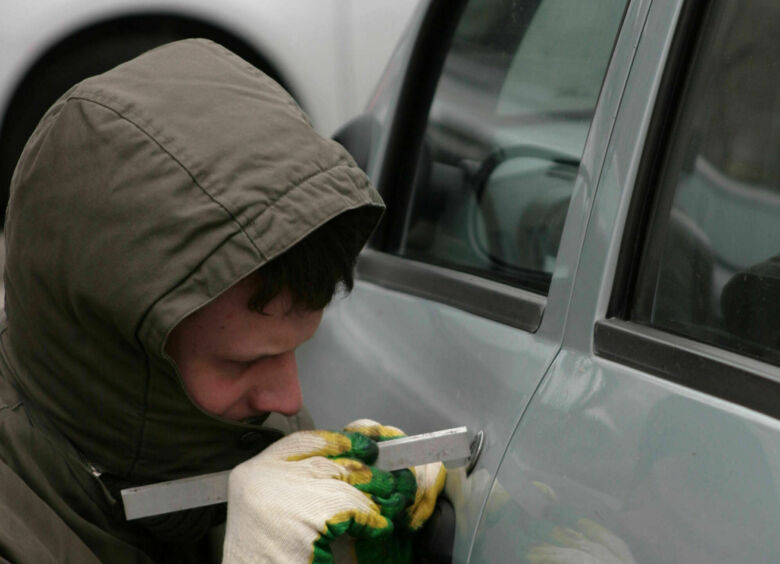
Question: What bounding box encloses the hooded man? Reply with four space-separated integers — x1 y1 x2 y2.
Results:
0 39 443 563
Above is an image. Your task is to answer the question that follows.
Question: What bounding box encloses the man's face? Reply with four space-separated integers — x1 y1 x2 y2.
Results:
165 273 323 421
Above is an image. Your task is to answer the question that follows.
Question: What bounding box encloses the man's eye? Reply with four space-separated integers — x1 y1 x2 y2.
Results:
231 355 268 367
215 358 251 372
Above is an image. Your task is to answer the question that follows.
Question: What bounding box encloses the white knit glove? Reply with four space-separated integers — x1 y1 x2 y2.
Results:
343 420 447 531
340 420 447 563
222 430 398 564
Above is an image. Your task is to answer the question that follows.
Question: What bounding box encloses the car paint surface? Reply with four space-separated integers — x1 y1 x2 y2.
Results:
300 0 638 555
475 350 780 562
300 270 561 556
488 1 780 561
297 0 780 561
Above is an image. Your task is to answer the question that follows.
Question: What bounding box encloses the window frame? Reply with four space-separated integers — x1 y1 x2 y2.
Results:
595 0 780 419
359 0 627 332
357 250 545 331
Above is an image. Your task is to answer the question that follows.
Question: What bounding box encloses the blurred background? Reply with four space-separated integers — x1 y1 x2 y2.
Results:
0 0 420 214
0 0 422 302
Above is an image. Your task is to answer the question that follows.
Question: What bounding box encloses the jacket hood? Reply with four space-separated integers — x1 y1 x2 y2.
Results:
2 39 383 484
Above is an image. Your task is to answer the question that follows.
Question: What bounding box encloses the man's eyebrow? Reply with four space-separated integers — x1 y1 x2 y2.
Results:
236 334 299 361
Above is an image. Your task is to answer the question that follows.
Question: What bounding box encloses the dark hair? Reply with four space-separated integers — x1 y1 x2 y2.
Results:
248 209 369 313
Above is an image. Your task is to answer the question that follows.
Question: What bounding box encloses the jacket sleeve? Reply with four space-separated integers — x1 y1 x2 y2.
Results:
0 461 101 564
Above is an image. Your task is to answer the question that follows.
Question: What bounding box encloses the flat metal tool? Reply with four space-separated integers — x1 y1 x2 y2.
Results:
122 426 473 520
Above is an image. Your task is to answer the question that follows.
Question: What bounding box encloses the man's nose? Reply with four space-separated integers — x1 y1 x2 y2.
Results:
247 351 303 416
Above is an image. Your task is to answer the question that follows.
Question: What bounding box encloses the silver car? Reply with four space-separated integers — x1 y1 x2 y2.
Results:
299 0 780 561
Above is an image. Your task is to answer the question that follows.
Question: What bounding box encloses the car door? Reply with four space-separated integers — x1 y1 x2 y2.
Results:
297 0 630 559
470 0 780 561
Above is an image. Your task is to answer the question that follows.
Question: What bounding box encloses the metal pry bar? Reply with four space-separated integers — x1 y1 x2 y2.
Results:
121 426 472 520
374 426 471 471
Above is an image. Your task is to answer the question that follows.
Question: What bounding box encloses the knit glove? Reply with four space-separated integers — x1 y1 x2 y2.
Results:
222 430 406 564
342 420 448 563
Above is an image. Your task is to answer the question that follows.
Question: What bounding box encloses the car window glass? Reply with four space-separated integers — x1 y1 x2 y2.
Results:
633 0 780 364
399 0 627 294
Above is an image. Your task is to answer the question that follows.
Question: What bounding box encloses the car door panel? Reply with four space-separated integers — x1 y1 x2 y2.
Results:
298 274 561 558
474 0 780 561
473 349 780 563
301 1 638 562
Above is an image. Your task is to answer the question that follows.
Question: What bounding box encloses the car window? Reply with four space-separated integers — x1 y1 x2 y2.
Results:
398 0 627 294
632 0 780 364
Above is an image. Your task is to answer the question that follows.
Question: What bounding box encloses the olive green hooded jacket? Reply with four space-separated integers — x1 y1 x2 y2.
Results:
0 39 383 563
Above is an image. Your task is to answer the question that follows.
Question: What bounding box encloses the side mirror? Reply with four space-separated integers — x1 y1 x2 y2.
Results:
332 113 379 172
